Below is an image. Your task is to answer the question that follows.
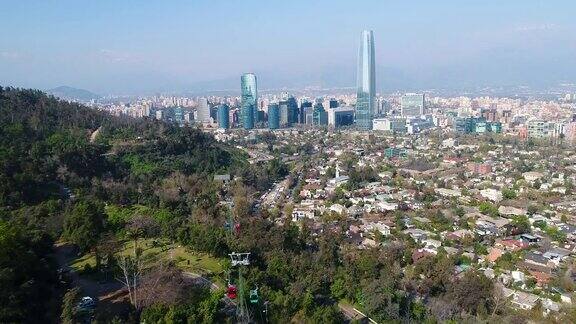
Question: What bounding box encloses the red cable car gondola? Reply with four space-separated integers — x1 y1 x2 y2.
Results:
226 285 238 299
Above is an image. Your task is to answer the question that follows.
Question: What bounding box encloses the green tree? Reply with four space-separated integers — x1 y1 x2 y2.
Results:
63 200 105 252
511 215 531 234
502 188 517 199
61 287 81 324
0 221 57 323
330 278 346 300
479 202 499 218
310 305 344 323
447 270 494 315
546 226 567 243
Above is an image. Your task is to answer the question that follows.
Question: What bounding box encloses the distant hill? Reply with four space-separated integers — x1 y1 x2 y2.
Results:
47 85 101 101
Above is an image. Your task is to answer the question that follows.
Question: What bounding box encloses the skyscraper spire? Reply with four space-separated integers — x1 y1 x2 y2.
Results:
356 30 376 130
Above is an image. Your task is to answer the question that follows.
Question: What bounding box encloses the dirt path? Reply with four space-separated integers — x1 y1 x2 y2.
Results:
54 242 130 319
183 271 221 291
89 126 102 143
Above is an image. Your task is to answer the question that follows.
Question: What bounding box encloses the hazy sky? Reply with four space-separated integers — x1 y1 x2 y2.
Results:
1 0 575 94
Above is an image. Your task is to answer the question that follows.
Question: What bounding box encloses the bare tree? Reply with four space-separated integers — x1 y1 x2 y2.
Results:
137 262 186 308
117 215 156 309
428 297 457 321
117 254 145 309
491 283 510 318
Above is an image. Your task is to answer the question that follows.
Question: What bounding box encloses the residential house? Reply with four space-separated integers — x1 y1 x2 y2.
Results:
502 287 540 310
480 188 503 202
292 208 315 222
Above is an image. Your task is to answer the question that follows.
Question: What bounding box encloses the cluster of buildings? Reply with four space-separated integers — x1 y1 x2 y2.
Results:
241 128 576 318
88 29 575 144
98 89 576 145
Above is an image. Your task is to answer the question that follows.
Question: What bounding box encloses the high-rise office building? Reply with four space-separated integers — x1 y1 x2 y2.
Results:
210 106 219 121
196 98 211 123
217 104 230 129
300 100 312 124
313 100 328 126
328 107 355 128
481 108 498 122
377 97 389 116
329 98 339 109
401 93 425 117
256 110 265 123
279 102 289 127
241 73 257 129
356 30 376 130
275 95 298 127
268 103 280 129
283 96 299 124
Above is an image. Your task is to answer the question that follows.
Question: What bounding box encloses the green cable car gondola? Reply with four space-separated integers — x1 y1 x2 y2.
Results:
249 288 259 304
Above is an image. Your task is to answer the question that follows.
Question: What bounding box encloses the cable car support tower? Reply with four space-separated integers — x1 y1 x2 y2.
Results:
229 252 252 323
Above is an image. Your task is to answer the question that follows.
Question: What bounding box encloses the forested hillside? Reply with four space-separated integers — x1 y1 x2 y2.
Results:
0 87 268 322
0 87 247 208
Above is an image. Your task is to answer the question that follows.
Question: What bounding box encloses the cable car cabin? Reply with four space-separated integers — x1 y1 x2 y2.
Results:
226 285 237 299
249 289 259 304
234 223 241 233
229 252 251 266
224 221 231 230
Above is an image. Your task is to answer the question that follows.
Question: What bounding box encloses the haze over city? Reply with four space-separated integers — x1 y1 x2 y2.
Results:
2 0 576 94
5 2 576 324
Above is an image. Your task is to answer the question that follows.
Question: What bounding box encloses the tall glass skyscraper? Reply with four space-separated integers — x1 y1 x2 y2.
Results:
241 73 257 129
312 99 328 126
355 30 376 130
217 104 230 129
268 103 280 129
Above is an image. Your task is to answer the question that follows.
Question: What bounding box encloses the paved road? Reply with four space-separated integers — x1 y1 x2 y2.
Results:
338 302 378 324
182 272 220 291
54 242 123 298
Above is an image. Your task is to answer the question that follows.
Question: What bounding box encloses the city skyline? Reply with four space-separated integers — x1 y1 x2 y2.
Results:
1 1 576 94
4 2 576 323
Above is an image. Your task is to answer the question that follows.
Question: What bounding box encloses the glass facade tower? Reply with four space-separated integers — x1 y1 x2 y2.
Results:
268 103 280 129
313 100 328 126
241 73 257 129
355 30 376 130
217 104 230 129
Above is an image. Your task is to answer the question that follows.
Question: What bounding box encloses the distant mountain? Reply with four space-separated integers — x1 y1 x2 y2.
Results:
47 85 101 101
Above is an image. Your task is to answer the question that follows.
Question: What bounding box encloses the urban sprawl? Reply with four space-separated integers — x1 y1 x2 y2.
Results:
74 30 576 319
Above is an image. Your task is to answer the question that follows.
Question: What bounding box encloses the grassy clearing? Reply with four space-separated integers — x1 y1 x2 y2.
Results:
70 238 226 278
70 253 97 271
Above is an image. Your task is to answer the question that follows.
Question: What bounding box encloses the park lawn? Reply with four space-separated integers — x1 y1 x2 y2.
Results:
70 253 97 271
69 238 226 277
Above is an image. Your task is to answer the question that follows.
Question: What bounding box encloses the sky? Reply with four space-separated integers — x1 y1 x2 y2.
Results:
1 0 576 94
